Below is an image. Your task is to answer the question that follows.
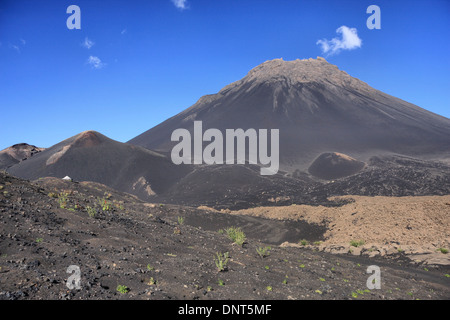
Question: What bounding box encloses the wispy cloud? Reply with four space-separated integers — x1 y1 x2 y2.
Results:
9 43 21 53
82 37 95 49
87 56 105 69
121 28 127 35
20 38 26 45
316 26 362 56
171 0 189 10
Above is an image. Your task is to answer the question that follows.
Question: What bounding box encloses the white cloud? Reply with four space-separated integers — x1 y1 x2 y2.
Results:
20 38 26 45
82 37 95 49
171 0 188 10
121 28 127 35
9 43 20 53
316 26 362 56
87 56 105 69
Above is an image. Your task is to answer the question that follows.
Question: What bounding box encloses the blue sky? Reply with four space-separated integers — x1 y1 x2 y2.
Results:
1 0 449 150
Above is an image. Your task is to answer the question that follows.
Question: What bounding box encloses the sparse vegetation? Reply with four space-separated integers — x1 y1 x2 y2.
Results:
114 201 125 210
116 285 129 294
437 248 448 254
1 170 449 300
356 289 369 295
224 227 246 246
299 239 309 246
350 240 365 247
214 252 229 272
57 192 69 209
98 198 112 211
86 206 96 218
256 246 271 258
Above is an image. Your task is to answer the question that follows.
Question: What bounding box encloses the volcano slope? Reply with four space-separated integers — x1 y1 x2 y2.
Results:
6 131 190 202
0 171 449 300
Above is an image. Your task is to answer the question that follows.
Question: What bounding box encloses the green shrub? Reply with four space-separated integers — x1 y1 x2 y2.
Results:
224 227 246 246
256 246 271 258
116 285 129 294
350 240 365 247
214 252 229 272
86 206 96 218
299 239 309 246
58 192 69 209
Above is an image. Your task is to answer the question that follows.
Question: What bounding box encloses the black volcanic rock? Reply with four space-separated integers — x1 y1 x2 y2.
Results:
0 143 45 170
310 155 450 197
129 57 450 172
6 131 190 201
308 152 366 180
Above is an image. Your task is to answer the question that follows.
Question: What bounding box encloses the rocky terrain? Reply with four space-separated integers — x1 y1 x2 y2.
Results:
229 195 450 266
0 172 449 300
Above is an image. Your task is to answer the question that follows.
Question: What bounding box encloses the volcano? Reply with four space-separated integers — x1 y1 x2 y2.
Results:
6 131 190 201
0 143 44 170
129 57 450 173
